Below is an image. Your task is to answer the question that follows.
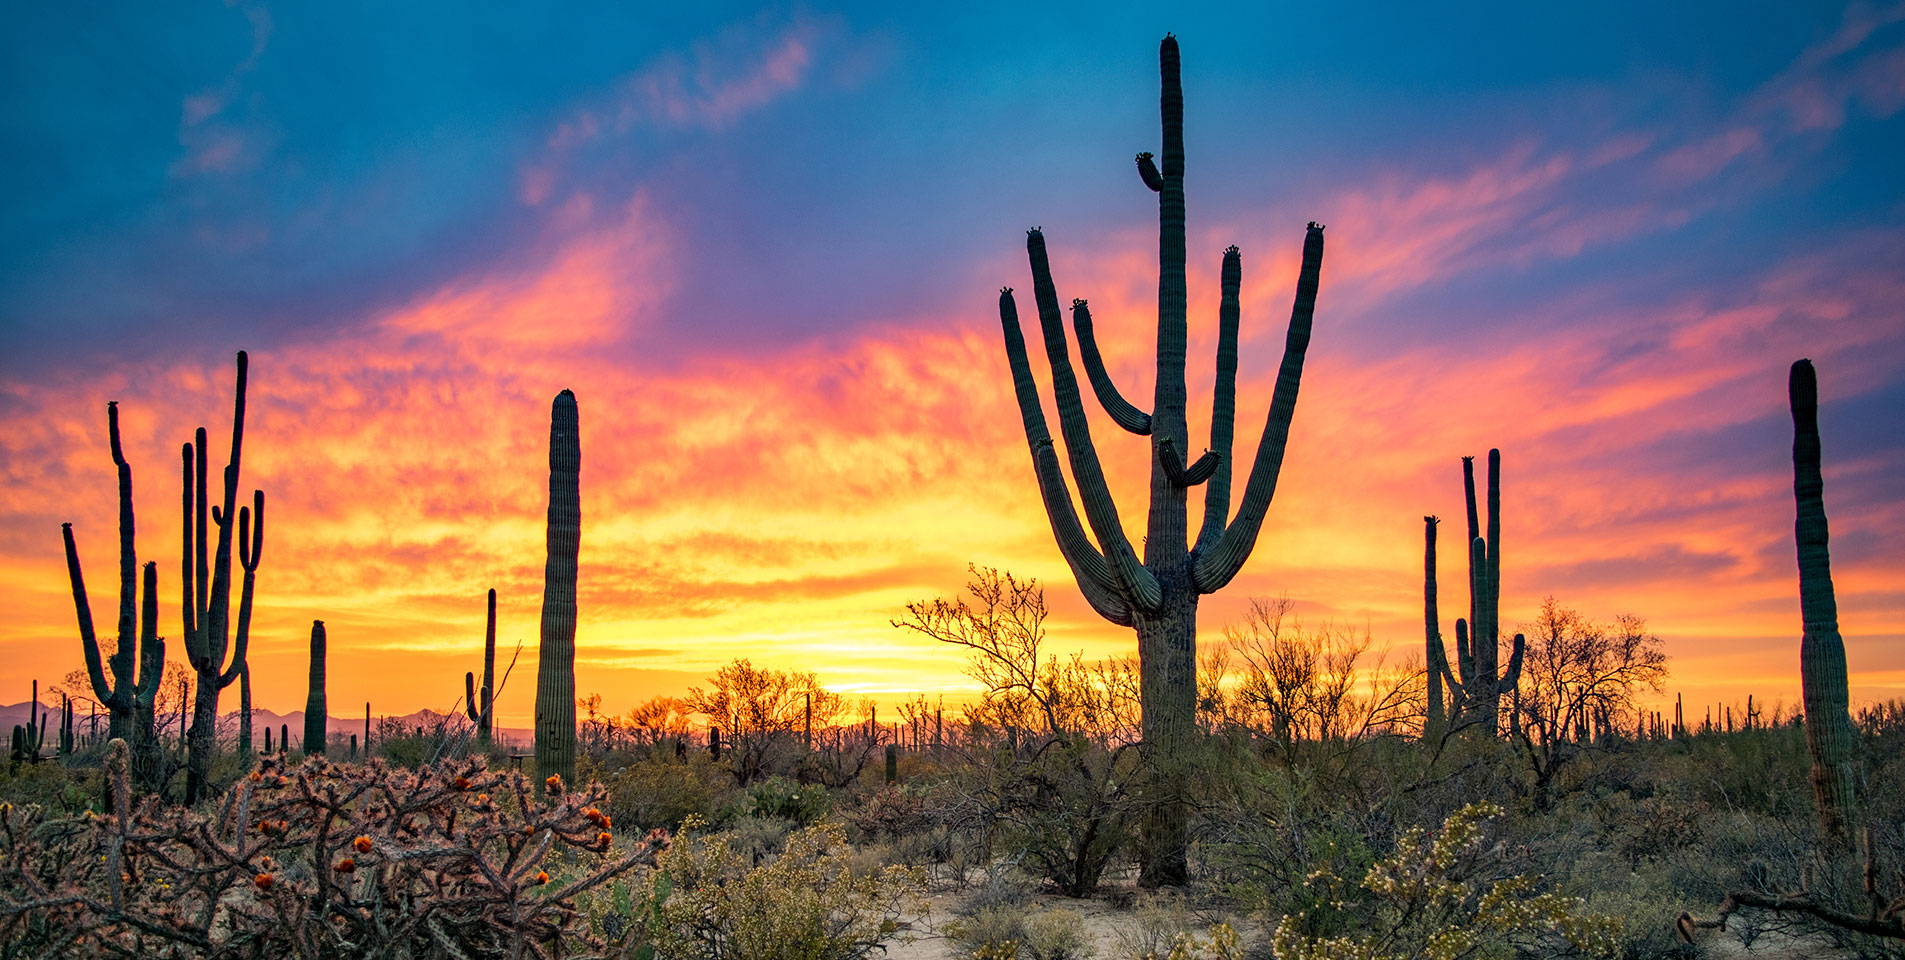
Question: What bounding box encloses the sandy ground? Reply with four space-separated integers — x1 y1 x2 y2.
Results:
876 878 1852 960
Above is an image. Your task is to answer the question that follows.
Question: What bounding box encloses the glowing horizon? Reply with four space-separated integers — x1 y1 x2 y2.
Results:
3 5 1902 728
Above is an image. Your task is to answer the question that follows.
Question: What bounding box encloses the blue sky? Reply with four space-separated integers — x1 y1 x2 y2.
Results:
2 3 1901 717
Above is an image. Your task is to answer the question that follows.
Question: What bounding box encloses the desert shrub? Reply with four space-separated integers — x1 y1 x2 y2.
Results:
1269 801 1624 960
602 751 733 832
740 774 832 826
0 752 101 816
0 741 658 957
631 818 924 960
1107 895 1240 960
947 903 1091 960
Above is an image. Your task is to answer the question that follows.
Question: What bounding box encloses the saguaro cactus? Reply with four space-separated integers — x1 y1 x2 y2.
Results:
1427 451 1524 735
997 35 1325 886
305 620 327 756
63 401 166 747
1790 359 1855 849
466 589 497 744
535 390 580 790
182 351 264 802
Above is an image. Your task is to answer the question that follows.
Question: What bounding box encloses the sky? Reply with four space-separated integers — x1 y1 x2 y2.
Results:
2 3 1902 729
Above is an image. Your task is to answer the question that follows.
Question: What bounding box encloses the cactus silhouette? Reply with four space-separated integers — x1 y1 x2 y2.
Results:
996 36 1324 885
1424 516 1449 735
535 390 580 790
1790 359 1855 849
238 661 252 757
182 352 264 802
305 620 327 757
466 589 497 744
1427 451 1524 735
62 401 167 750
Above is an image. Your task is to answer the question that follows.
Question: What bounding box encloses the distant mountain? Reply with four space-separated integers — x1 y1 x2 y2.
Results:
0 701 530 750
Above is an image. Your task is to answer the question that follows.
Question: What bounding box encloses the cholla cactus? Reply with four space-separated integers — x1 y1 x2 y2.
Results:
0 748 662 956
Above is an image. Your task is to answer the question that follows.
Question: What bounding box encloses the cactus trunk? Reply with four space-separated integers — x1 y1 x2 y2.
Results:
535 390 580 790
1790 359 1855 849
996 35 1324 888
304 620 327 756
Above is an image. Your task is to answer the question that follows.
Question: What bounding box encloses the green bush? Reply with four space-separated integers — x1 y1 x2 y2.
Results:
947 903 1091 960
741 775 833 826
601 752 734 832
631 819 924 960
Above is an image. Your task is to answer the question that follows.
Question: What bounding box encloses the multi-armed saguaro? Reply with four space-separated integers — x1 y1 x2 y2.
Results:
996 35 1325 886
63 401 167 751
182 351 264 802
535 390 581 789
1425 450 1524 736
467 589 498 744
1790 359 1855 850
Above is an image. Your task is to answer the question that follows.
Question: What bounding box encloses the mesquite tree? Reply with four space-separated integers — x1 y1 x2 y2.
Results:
1790 358 1855 849
304 620 327 756
997 35 1325 886
183 351 264 803
466 589 497 744
535 390 580 789
62 403 167 749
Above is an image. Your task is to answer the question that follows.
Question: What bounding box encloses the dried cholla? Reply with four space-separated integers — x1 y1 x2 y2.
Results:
0 740 664 958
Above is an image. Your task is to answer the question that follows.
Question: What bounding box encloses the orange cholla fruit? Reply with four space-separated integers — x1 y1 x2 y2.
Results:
545 775 563 792
597 831 613 845
535 870 550 884
354 836 374 853
248 771 262 782
454 776 471 790
253 873 274 890
334 858 356 873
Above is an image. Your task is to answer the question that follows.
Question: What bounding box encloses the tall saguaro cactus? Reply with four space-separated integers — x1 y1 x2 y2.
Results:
1427 451 1524 735
304 620 328 756
997 35 1325 886
1423 516 1448 735
1790 359 1855 849
62 401 166 747
535 390 580 789
183 351 264 802
466 589 497 744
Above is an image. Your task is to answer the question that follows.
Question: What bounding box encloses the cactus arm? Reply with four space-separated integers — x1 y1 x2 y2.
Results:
1454 617 1475 687
134 562 164 707
1136 152 1163 192
1461 456 1479 641
1424 516 1445 729
107 402 137 685
1498 632 1525 696
179 442 200 669
1195 246 1243 554
1191 223 1324 593
466 672 481 723
64 524 116 705
1791 358 1855 845
1155 438 1218 487
1069 299 1152 434
1022 237 1162 611
1482 449 1501 681
1036 443 1137 626
999 287 1132 620
219 491 261 689
195 427 208 638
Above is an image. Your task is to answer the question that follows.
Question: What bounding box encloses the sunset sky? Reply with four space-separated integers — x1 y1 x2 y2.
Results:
3 3 1902 729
